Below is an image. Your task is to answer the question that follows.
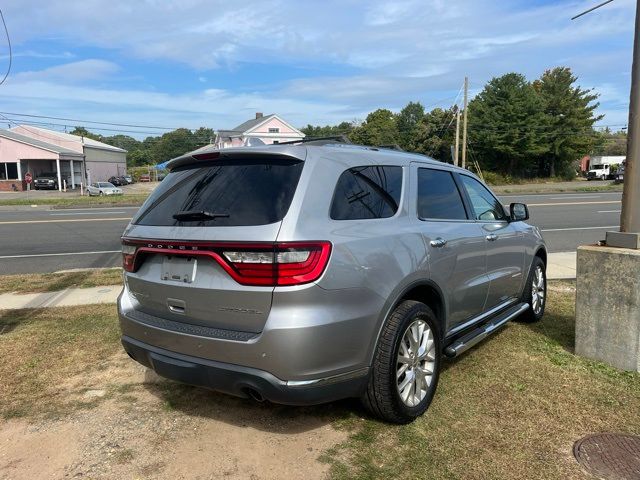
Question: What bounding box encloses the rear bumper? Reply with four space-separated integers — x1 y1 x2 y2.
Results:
122 335 369 405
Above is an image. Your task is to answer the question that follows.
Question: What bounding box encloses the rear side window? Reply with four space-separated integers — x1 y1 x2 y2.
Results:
133 158 304 226
417 168 467 220
330 166 402 220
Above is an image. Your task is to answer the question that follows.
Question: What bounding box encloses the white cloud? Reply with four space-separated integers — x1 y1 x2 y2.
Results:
0 78 357 135
10 60 119 83
0 0 635 127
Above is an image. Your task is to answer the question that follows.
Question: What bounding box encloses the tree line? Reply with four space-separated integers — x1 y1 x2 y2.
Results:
302 67 626 179
68 66 625 178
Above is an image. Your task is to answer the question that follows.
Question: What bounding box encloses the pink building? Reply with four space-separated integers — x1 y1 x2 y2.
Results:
214 113 304 148
0 126 127 191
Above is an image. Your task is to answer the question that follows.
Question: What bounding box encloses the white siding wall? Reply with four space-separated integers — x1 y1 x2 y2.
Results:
85 147 126 182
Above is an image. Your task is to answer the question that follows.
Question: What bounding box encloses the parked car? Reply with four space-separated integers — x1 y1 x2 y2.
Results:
139 174 151 182
121 175 134 184
87 182 123 196
118 143 547 424
108 176 124 186
33 173 58 190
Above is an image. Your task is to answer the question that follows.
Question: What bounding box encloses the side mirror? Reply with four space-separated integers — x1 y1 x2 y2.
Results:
510 202 529 222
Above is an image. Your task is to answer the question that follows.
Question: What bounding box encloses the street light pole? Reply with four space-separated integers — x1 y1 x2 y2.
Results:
607 0 640 248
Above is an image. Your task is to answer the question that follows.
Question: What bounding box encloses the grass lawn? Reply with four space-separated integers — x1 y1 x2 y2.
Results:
0 194 148 208
325 282 640 479
0 304 121 419
0 269 122 294
1 282 638 479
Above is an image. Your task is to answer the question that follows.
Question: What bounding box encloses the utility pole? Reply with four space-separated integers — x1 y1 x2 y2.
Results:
454 110 461 167
461 76 469 169
606 0 640 248
573 0 640 376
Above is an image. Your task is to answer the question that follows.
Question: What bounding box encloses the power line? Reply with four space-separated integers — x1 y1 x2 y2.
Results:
0 116 217 141
0 111 175 130
0 9 11 86
1 117 173 137
0 115 216 149
571 0 615 20
425 83 464 158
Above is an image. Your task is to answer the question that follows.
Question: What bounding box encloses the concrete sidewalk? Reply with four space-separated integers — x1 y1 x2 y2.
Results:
0 252 576 311
0 285 122 310
546 251 577 280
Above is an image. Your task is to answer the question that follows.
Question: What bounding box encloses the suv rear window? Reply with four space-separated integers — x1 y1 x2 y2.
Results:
330 166 402 220
133 158 304 227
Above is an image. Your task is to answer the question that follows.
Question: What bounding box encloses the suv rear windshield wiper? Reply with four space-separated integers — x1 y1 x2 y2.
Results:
172 210 230 221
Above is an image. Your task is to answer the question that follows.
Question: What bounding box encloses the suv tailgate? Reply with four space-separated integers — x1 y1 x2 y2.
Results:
122 156 304 334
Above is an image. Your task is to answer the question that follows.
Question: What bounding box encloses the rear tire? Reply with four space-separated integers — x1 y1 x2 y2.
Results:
519 256 547 323
361 300 441 424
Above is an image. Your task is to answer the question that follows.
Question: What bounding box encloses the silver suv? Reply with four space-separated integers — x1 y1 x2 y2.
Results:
118 142 547 424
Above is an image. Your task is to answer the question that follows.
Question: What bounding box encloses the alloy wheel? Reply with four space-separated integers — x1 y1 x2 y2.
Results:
396 319 436 407
531 266 546 315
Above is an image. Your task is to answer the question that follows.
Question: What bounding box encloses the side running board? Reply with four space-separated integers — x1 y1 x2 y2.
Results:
444 302 530 358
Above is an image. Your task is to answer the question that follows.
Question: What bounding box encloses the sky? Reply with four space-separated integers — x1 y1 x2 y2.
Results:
0 0 634 138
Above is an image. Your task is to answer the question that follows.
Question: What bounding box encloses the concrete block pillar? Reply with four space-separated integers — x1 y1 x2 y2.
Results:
576 245 640 372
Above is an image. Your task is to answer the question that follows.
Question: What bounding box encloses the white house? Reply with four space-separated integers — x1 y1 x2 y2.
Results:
215 113 305 148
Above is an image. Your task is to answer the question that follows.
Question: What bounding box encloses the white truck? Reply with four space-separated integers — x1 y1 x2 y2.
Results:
587 155 625 181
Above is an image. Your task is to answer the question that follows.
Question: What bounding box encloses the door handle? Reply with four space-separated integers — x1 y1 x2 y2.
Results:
486 234 498 242
430 238 447 248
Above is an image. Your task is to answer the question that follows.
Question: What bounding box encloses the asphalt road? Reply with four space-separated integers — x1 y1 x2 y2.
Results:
0 191 623 274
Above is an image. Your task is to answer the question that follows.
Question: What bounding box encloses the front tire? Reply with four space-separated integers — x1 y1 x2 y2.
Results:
361 300 441 424
519 257 547 323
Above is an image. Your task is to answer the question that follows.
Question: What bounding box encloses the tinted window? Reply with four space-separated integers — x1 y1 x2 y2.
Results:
330 166 402 220
460 175 507 221
417 168 467 220
133 158 304 227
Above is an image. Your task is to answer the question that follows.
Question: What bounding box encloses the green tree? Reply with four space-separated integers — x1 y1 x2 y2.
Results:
193 127 216 147
349 109 399 146
592 128 627 156
533 67 603 178
100 134 141 153
127 149 152 167
396 101 425 151
148 128 196 163
69 126 103 141
300 121 354 138
412 107 457 161
468 73 548 176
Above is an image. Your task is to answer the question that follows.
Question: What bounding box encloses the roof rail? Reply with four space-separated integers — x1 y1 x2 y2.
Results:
274 135 352 146
377 144 405 152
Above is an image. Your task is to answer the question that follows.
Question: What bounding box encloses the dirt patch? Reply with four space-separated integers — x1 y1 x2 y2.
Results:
0 420 81 480
0 354 346 480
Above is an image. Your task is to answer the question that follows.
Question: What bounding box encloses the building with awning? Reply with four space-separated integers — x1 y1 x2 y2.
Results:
0 125 127 191
0 129 84 191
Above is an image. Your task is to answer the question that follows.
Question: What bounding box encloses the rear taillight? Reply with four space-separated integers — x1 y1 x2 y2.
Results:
122 244 137 272
120 239 331 286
